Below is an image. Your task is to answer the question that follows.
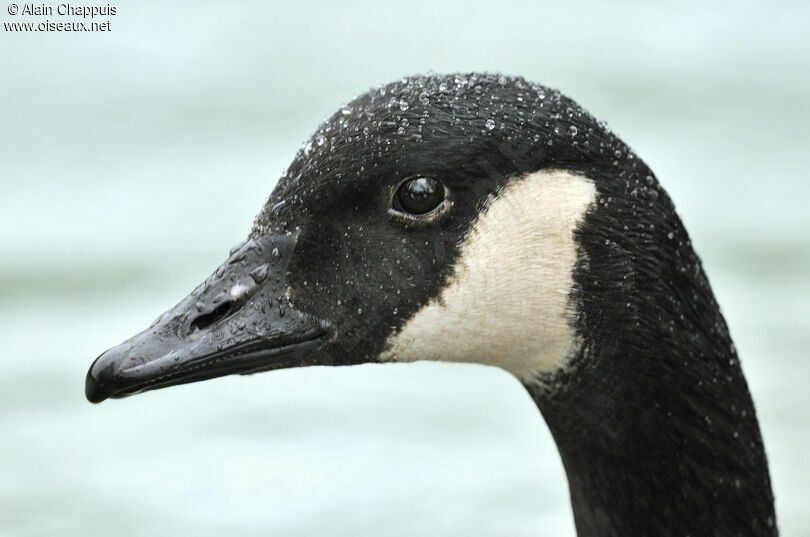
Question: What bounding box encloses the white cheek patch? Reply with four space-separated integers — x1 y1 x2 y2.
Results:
379 169 596 384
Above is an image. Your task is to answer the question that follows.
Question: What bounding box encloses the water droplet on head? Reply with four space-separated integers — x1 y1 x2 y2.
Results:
399 100 409 112
485 119 496 130
271 200 286 215
229 239 248 256
249 264 269 284
230 283 250 299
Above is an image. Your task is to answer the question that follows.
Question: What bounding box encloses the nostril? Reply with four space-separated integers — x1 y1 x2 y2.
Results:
190 301 235 332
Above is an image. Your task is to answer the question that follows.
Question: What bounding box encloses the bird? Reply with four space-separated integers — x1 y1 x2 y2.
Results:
85 73 777 537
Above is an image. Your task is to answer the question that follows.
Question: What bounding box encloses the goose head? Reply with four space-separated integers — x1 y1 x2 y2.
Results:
86 73 777 536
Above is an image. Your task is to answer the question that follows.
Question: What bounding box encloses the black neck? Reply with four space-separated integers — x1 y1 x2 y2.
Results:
527 337 776 537
524 214 777 536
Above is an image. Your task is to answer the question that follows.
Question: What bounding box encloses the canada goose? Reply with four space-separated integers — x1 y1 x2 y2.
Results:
86 73 777 537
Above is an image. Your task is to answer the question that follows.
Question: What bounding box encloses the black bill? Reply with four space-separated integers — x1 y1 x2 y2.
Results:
85 233 328 403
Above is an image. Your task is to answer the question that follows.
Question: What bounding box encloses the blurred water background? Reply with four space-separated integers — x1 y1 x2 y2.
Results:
1 1 809 535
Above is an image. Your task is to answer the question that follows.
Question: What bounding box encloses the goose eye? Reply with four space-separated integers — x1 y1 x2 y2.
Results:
394 177 445 215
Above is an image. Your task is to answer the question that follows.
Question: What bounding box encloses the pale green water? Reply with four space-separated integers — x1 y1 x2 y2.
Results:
2 1 809 535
